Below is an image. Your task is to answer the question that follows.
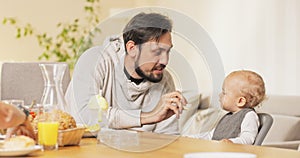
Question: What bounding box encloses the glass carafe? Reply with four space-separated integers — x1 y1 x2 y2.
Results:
39 63 69 112
38 63 68 150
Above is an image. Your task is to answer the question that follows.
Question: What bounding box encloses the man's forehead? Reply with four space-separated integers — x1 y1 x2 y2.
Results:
147 41 173 50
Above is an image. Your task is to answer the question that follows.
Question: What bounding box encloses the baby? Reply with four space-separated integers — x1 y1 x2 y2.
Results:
186 70 266 145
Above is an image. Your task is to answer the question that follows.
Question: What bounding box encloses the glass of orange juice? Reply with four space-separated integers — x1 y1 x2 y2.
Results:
38 121 59 150
37 104 59 151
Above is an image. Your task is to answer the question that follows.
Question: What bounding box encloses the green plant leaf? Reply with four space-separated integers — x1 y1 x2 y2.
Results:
2 18 7 24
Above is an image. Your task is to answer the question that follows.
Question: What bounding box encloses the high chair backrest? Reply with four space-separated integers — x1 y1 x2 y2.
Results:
254 113 273 145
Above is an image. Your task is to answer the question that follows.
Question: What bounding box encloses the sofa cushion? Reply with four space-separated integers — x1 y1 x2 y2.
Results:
179 94 201 132
257 95 300 117
263 114 300 142
181 108 226 135
263 140 300 150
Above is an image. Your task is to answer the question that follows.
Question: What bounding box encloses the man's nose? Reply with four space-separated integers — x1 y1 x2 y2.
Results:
158 52 169 65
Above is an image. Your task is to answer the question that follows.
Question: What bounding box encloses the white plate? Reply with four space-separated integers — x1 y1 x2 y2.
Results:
0 145 42 157
83 130 99 138
77 124 99 138
184 152 256 158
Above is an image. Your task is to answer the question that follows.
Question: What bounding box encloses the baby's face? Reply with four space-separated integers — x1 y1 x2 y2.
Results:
219 74 244 112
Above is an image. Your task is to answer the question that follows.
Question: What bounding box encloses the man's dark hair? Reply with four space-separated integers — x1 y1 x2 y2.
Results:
123 12 172 51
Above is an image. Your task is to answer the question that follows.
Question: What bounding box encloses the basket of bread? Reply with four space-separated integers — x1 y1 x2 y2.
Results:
31 109 86 147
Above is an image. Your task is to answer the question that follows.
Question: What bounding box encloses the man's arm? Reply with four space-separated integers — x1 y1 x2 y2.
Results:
65 46 105 125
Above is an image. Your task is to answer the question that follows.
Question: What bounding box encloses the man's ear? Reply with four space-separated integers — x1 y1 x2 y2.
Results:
125 40 137 57
237 97 247 107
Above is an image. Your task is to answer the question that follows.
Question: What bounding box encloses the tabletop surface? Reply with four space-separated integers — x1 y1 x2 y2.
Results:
27 130 300 158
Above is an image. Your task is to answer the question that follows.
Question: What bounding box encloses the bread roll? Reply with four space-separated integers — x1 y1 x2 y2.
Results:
57 110 77 130
32 110 77 130
2 136 35 149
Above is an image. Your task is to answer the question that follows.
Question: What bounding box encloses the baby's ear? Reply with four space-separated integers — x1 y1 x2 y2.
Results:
237 97 247 107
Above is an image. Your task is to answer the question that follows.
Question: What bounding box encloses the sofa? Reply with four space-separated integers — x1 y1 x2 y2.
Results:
256 95 300 150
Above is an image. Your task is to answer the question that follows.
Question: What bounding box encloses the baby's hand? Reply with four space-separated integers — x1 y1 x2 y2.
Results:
220 139 233 143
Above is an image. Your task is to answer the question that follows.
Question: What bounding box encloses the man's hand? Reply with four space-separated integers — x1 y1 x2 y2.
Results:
6 118 36 141
141 91 187 125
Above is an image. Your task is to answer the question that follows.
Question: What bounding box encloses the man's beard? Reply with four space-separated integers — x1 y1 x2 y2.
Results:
135 64 165 83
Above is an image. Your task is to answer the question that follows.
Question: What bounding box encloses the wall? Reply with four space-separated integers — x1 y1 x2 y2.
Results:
0 0 299 96
0 0 84 61
147 0 300 96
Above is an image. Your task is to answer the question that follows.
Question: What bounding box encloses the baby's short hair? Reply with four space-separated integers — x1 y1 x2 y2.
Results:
229 70 266 108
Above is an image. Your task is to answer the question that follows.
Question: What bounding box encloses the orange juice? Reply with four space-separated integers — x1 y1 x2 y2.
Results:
38 122 59 146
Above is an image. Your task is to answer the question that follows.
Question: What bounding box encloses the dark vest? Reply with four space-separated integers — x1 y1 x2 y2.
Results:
212 108 255 140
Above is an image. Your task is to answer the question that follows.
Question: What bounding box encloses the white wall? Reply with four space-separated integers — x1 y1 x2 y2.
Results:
147 0 300 96
0 0 86 61
0 0 299 96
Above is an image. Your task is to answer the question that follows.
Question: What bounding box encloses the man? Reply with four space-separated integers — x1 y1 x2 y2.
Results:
65 12 187 134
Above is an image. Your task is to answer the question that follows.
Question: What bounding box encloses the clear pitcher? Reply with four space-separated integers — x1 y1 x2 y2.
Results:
39 63 69 112
38 63 69 150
